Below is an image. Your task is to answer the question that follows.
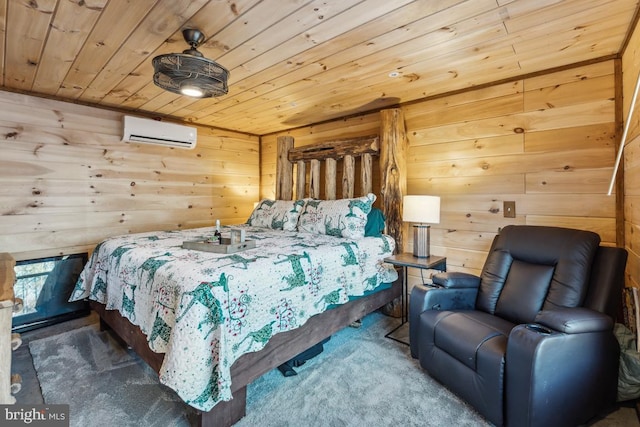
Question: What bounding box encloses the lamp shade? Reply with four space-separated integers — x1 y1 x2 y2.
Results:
403 195 440 224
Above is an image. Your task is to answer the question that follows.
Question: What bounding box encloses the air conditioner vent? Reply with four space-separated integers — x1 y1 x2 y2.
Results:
122 116 197 149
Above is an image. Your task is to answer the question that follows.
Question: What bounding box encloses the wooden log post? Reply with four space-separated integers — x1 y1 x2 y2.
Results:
325 158 337 200
276 136 294 200
0 253 16 404
380 108 407 255
296 160 306 200
309 159 321 199
0 254 15 302
342 155 355 199
361 153 373 195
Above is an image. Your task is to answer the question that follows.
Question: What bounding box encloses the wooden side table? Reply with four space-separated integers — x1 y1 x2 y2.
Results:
383 253 446 345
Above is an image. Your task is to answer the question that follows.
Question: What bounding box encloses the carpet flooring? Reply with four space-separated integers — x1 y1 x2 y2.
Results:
29 322 195 426
27 312 639 427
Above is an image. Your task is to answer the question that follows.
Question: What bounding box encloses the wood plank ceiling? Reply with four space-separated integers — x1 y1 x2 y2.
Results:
0 0 638 136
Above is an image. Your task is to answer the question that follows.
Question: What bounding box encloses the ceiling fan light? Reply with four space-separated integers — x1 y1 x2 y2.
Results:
180 85 204 97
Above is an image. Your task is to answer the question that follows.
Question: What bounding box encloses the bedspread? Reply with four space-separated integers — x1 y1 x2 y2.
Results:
70 225 397 411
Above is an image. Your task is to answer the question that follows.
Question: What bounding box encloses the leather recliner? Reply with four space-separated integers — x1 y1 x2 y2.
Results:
409 225 627 427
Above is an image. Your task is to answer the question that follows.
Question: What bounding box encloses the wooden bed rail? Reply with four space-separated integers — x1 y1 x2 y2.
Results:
92 271 403 427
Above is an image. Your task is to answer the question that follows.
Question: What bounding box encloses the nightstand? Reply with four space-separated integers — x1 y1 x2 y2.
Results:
383 253 446 345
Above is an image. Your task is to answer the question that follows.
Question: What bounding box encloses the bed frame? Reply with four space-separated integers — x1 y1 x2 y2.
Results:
92 108 408 426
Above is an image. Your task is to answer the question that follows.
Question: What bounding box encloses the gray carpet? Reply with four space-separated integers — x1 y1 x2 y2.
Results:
29 323 196 426
236 312 488 427
28 312 490 426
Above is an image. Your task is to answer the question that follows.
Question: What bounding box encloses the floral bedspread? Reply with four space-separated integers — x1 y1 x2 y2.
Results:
70 224 397 411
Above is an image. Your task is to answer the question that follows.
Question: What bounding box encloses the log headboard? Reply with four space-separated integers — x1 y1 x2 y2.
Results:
274 108 407 253
276 135 379 201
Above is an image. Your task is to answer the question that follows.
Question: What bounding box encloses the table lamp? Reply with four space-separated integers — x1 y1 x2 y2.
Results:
403 195 440 258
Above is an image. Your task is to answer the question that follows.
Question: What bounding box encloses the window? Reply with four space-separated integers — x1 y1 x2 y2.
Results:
12 254 89 332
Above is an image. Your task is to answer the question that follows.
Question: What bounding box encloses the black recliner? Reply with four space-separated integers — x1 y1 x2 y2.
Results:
409 225 627 427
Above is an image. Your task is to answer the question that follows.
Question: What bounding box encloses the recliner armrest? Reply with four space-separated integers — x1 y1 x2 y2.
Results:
506 318 620 426
534 307 613 334
409 283 478 358
432 272 481 289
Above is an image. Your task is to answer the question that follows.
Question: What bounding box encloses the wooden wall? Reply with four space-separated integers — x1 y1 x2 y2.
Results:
405 61 617 276
622 19 640 290
262 60 618 287
0 91 259 261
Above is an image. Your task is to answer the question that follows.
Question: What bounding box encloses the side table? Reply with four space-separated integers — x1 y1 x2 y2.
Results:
383 253 446 345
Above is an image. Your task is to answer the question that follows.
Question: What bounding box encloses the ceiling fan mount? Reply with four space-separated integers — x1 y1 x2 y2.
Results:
181 29 205 56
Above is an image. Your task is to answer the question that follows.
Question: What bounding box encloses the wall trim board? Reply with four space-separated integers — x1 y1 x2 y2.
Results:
615 58 626 247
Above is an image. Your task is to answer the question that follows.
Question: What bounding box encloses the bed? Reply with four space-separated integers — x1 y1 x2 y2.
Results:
72 112 407 426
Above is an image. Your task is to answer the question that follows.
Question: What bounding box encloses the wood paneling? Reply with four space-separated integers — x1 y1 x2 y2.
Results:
0 0 637 135
0 91 259 261
404 61 617 273
262 60 618 278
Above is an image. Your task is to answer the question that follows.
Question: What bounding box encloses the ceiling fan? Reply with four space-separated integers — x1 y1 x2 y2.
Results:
152 29 229 98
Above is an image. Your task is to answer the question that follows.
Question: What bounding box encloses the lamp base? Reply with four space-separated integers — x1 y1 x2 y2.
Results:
413 224 431 258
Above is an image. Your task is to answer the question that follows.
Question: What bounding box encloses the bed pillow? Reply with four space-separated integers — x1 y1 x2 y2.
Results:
365 207 386 237
247 199 306 231
297 193 376 239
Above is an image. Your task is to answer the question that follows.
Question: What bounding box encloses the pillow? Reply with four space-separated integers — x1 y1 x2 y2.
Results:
297 193 376 239
247 199 306 231
365 207 386 237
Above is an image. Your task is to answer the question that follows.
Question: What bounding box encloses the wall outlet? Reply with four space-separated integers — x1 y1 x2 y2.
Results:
504 201 516 218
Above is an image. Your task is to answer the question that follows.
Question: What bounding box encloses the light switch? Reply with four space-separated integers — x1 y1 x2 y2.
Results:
504 201 516 218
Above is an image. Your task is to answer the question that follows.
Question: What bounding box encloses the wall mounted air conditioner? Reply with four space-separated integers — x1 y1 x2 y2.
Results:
122 116 197 149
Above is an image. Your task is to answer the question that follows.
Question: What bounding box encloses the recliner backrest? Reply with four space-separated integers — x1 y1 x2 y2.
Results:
583 245 628 319
476 225 601 324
